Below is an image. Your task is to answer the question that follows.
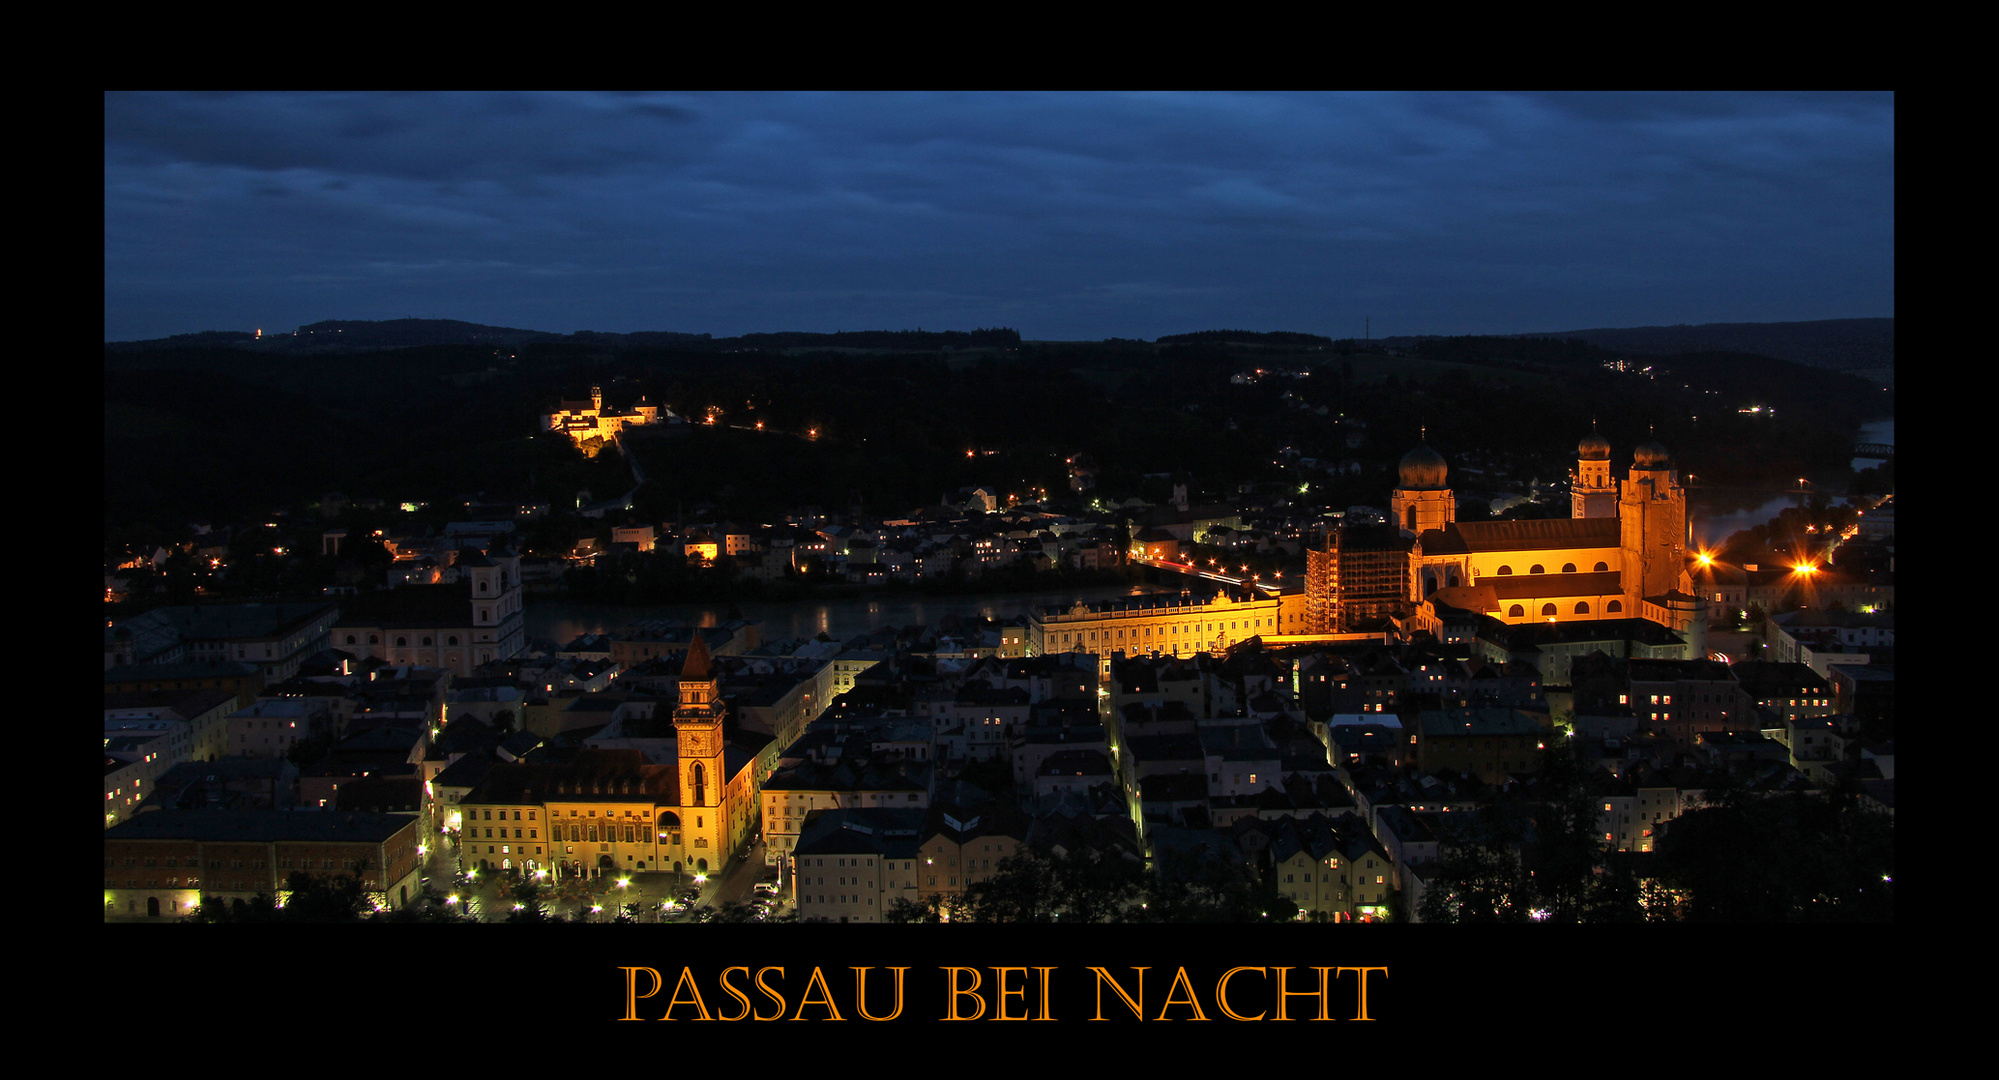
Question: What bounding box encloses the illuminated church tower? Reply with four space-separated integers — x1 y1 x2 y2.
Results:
1572 424 1618 519
674 633 726 858
1390 432 1456 539
1619 437 1689 605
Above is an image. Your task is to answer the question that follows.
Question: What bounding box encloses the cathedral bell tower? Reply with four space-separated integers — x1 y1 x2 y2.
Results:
674 632 726 857
1619 438 1688 606
1572 424 1618 519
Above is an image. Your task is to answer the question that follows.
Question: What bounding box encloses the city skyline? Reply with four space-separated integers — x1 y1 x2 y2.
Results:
105 91 1893 343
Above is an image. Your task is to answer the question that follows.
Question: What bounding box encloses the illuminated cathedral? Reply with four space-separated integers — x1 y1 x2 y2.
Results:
1305 429 1704 655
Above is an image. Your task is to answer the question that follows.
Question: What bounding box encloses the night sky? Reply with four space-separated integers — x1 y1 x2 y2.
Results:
104 91 1894 343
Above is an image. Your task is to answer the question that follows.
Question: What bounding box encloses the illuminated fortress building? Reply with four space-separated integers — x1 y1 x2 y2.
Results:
541 385 672 455
1304 431 1704 656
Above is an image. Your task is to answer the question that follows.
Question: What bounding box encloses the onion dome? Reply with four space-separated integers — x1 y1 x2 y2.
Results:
1633 440 1670 467
1578 430 1611 460
1398 443 1448 490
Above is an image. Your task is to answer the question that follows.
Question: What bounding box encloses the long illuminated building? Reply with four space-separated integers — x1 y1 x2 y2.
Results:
1028 589 1310 659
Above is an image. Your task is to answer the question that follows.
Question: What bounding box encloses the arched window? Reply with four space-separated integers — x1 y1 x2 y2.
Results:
345 635 357 645
1405 506 1417 532
1425 576 1439 596
1447 572 1460 588
1509 605 1525 617
1594 562 1609 572
1542 604 1558 617
1497 566 1514 576
689 763 706 806
1575 602 1590 614
1562 563 1577 574
447 636 458 646
1606 600 1622 612
368 634 379 645
477 580 488 594
420 636 432 647
1530 565 1545 575
394 636 407 647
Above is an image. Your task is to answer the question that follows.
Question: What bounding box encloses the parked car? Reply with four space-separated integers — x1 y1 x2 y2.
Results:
752 882 779 897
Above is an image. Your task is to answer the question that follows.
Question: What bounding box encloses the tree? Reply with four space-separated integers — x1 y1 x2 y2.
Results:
1526 745 1610 922
1416 808 1534 924
377 884 478 923
504 877 563 923
186 869 372 923
492 708 517 735
1656 791 1893 922
961 851 1062 922
885 894 949 924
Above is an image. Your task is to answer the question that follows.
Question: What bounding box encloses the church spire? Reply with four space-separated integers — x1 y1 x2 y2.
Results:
682 631 712 681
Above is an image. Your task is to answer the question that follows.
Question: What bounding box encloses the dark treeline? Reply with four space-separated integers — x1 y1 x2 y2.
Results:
1153 329 1334 347
724 327 1020 351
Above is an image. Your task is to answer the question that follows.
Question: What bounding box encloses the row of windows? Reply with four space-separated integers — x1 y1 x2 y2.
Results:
471 808 686 823
1506 600 1620 617
108 856 353 871
1493 562 1607 576
342 633 466 647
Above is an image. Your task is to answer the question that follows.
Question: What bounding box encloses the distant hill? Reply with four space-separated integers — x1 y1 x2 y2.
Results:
104 319 1024 354
1155 329 1334 348
1514 318 1893 381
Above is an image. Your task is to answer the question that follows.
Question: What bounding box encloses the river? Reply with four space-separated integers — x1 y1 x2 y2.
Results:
531 418 1890 643
524 583 1180 647
1688 416 1892 548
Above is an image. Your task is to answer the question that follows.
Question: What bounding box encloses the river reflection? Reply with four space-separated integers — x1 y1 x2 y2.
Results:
1689 416 1890 548
525 583 1178 648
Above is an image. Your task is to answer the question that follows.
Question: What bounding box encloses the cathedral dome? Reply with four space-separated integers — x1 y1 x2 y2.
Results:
1398 443 1448 490
1633 440 1670 467
1578 431 1611 460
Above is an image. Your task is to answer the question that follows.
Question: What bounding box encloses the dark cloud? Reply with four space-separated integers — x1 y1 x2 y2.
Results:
626 102 699 122
104 92 1892 341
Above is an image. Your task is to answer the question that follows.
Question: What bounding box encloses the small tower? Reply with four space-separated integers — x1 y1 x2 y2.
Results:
1391 430 1455 539
590 385 603 413
673 633 727 857
1619 436 1688 607
461 545 524 671
1572 423 1618 519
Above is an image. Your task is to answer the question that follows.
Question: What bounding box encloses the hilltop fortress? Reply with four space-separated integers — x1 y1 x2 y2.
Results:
541 386 677 455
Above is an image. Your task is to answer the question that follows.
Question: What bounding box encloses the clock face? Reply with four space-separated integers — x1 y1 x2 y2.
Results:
682 729 715 757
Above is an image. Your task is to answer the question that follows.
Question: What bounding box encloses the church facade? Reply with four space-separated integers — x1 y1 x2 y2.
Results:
1307 432 1705 658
